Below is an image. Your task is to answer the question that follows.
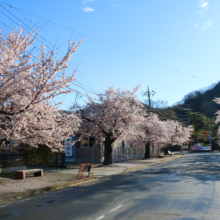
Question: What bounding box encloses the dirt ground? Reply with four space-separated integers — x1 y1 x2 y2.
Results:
0 173 77 196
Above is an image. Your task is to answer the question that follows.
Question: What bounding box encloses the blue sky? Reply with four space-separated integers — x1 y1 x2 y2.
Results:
1 0 220 109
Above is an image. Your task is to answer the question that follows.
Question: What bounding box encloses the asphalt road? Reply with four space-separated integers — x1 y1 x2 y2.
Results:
1 153 220 220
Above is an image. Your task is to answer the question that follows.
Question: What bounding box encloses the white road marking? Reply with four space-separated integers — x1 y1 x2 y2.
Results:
171 171 179 176
0 205 7 208
108 205 123 213
96 215 105 220
21 199 30 202
95 205 123 220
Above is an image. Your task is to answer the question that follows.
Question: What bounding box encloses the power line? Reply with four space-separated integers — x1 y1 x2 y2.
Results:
76 65 112 86
0 4 115 90
172 106 193 111
157 109 188 121
1 2 119 87
0 12 102 96
148 107 189 122
0 27 96 100
0 1 214 83
74 81 100 94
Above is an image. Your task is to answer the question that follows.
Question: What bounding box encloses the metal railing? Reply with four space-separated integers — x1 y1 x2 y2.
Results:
65 147 144 163
112 147 144 163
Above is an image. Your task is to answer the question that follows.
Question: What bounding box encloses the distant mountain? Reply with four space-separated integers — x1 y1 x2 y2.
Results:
174 81 220 118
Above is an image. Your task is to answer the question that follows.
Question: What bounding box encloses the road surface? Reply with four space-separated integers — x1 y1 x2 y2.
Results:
1 153 220 220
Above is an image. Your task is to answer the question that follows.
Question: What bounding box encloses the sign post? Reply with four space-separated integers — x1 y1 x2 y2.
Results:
65 136 76 168
181 143 188 153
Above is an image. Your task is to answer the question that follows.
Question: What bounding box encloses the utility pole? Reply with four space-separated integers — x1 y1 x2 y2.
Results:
72 91 82 110
142 86 155 158
142 86 155 110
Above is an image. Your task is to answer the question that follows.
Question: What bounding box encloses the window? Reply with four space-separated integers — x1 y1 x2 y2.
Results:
81 135 96 148
81 135 89 148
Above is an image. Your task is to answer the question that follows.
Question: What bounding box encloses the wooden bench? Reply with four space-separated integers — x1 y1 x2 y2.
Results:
15 169 43 179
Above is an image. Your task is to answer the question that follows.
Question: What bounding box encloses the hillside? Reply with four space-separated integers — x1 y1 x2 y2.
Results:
174 81 220 118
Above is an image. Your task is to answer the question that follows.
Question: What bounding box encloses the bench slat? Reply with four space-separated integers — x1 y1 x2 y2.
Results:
16 169 42 173
15 169 43 179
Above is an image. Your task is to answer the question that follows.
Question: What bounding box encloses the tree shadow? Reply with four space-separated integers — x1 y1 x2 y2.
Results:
55 153 220 219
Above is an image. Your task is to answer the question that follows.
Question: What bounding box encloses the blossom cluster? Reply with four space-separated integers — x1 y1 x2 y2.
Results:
0 28 81 148
80 86 193 149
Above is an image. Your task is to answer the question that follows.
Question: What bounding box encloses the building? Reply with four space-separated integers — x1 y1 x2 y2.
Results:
66 135 144 164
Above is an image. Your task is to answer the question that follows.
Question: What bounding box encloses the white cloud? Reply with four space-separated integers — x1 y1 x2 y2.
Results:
199 0 209 10
200 2 208 8
194 23 200 26
83 0 95 6
83 7 94 12
202 20 213 30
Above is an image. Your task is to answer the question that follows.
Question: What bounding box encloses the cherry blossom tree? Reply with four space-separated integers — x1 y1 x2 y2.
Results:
163 120 193 146
80 86 146 165
213 97 220 138
127 113 166 158
160 120 193 154
0 28 82 149
127 113 193 158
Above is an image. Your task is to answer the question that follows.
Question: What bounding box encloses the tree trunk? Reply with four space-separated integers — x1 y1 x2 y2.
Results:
103 137 114 165
144 142 150 159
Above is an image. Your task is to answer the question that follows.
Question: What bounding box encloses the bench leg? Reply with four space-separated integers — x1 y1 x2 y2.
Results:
34 170 43 177
16 172 25 179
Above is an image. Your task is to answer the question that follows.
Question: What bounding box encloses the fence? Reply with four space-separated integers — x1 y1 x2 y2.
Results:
73 147 144 163
0 150 28 161
112 147 145 163
0 150 28 173
75 148 101 163
0 149 65 167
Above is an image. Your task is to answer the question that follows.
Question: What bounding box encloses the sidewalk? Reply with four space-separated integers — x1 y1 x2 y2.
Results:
42 158 164 177
0 155 183 205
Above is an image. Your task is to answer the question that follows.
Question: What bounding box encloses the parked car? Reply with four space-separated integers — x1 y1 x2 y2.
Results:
159 150 164 158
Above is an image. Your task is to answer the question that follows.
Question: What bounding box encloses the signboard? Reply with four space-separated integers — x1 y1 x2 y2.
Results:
65 158 75 162
65 145 73 156
65 136 76 162
199 146 211 151
191 146 200 151
181 145 188 153
191 145 211 152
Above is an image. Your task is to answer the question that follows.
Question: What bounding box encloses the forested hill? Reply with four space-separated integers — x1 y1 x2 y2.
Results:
177 81 220 118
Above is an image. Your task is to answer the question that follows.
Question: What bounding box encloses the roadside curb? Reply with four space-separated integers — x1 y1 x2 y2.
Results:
126 155 184 171
126 164 146 171
162 155 184 162
0 155 184 204
0 177 99 204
